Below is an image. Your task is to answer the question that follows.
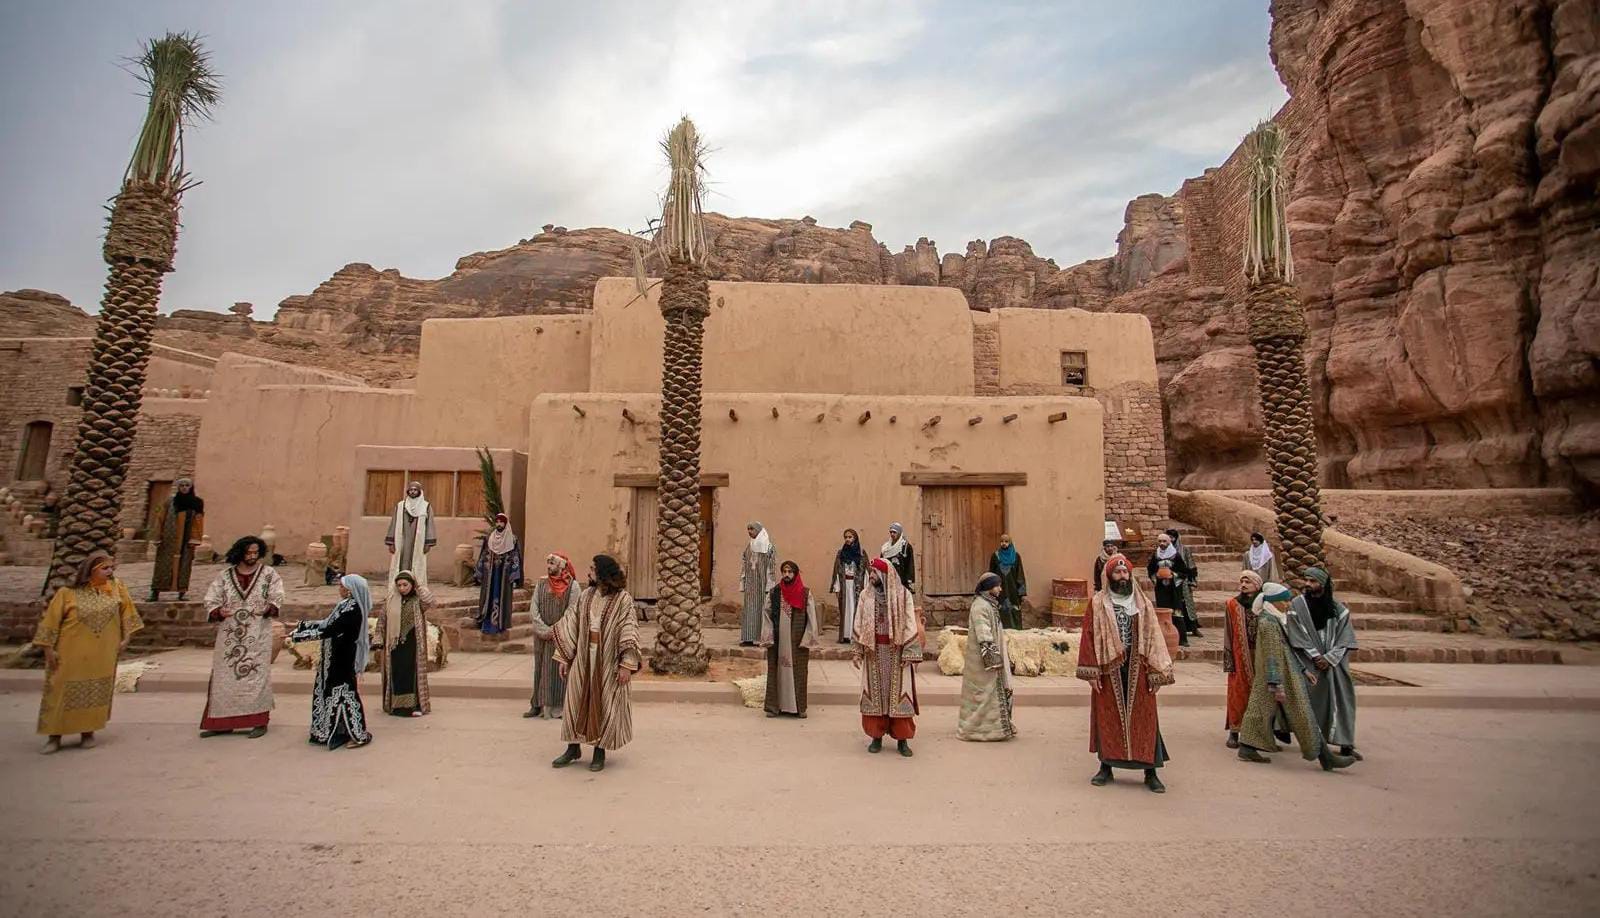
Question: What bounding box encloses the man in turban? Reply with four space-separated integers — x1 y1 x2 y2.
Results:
851 557 923 757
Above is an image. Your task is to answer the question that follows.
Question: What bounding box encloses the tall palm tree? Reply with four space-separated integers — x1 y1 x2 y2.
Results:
648 117 712 675
1242 120 1326 575
46 33 220 593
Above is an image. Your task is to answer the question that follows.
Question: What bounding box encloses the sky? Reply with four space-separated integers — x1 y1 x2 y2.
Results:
0 1 1285 319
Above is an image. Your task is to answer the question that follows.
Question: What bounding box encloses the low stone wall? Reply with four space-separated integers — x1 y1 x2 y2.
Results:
1 600 215 649
1167 489 1467 616
1219 488 1582 522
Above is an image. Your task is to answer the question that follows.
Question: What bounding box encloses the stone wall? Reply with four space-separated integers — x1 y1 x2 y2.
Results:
120 406 206 535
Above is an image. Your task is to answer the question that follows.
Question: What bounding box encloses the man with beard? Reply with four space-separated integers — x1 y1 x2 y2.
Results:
149 477 204 601
198 536 283 738
851 557 923 757
1286 567 1361 761
475 513 523 634
525 552 576 719
1238 582 1356 771
1147 531 1194 647
1222 570 1263 749
551 555 642 773
1076 553 1174 793
957 572 1015 742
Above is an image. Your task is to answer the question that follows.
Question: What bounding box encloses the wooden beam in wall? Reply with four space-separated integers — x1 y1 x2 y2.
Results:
614 472 731 488
899 472 1027 487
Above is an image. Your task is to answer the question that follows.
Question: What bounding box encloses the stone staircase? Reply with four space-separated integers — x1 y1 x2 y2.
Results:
451 593 535 652
0 482 56 566
1161 523 1561 664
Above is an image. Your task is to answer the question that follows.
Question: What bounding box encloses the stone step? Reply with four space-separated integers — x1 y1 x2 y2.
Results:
1185 588 1414 616
1188 609 1445 632
1172 631 1564 665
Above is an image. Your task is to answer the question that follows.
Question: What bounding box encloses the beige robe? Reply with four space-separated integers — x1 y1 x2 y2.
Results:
552 587 643 750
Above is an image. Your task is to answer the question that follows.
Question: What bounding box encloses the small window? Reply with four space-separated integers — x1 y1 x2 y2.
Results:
66 386 85 406
1060 350 1088 387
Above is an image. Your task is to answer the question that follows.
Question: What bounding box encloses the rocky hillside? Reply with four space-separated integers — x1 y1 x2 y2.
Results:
4 0 1592 495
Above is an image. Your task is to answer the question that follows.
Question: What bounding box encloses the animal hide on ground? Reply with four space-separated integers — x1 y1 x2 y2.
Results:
732 675 766 709
936 627 1080 677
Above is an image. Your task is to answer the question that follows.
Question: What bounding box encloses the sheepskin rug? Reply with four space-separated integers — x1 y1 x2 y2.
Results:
935 627 1080 677
732 675 766 709
114 659 158 693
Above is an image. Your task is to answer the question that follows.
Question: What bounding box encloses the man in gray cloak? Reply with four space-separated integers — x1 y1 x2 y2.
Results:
740 522 777 647
1286 566 1361 761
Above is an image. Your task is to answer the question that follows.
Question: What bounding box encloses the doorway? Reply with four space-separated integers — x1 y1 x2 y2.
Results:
919 485 1006 595
629 486 715 601
143 480 173 540
16 421 52 481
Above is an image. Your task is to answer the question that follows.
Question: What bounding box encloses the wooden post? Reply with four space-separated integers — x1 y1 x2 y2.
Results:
771 407 779 418
858 411 871 424
729 408 739 422
1047 411 1068 424
1001 413 1018 424
889 415 897 424
923 415 942 429
814 412 826 423
967 416 983 426
621 407 637 424
572 404 586 418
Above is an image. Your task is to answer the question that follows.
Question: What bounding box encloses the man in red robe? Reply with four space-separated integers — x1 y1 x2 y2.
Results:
1223 570 1263 748
1076 553 1175 793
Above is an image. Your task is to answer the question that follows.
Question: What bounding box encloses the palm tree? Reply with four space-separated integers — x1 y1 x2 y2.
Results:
1241 120 1326 575
46 33 220 593
648 117 712 675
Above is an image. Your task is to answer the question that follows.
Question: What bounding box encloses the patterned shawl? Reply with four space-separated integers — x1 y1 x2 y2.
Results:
852 559 921 649
1089 553 1172 678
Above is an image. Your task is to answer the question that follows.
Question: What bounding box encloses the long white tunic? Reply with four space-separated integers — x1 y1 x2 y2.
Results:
201 565 285 719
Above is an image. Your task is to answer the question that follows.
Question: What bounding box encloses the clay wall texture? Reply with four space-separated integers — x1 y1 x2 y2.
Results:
527 393 1104 605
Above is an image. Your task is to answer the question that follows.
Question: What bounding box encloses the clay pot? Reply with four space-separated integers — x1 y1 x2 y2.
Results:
1160 616 1181 658
270 620 287 663
121 527 138 540
260 524 277 557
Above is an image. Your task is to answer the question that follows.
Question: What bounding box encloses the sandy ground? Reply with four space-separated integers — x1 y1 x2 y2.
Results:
0 691 1596 917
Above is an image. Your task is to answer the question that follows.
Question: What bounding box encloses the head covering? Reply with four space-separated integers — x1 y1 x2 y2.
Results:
171 477 204 514
1155 538 1177 561
994 536 1018 569
1247 534 1274 571
881 524 909 560
386 571 426 650
486 512 516 556
1238 570 1264 592
1303 567 1337 628
1237 570 1263 606
594 553 625 593
977 572 1003 594
1165 528 1182 543
837 529 863 565
747 522 772 556
340 573 373 673
1253 581 1293 625
852 556 921 649
402 481 429 519
1089 553 1172 680
546 552 577 599
72 551 114 588
779 562 807 609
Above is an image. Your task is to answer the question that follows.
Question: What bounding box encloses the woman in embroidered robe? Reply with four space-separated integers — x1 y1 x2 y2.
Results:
381 571 432 717
551 555 642 773
1237 582 1356 771
851 558 924 757
288 574 373 749
829 529 864 644
1076 553 1174 793
762 560 820 718
957 573 1016 742
199 536 283 738
33 553 143 754
526 552 577 718
1221 570 1263 748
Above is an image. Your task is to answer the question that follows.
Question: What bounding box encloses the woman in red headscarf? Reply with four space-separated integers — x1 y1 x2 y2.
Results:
851 557 925 757
526 551 577 718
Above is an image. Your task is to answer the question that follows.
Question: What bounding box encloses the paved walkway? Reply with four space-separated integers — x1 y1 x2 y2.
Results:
4 647 1599 711
0 695 1594 916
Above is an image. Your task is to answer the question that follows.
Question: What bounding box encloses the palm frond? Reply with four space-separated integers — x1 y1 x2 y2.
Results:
655 116 709 265
124 31 221 187
475 447 504 524
1242 120 1293 286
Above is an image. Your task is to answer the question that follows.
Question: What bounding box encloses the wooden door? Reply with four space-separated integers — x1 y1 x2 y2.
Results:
143 480 172 540
919 486 1005 595
16 421 52 481
629 486 715 602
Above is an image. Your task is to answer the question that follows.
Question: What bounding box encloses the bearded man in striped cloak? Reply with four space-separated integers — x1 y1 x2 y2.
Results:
550 554 642 773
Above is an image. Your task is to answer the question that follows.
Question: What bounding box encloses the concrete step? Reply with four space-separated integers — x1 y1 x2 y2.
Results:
1188 609 1446 632
1172 630 1565 665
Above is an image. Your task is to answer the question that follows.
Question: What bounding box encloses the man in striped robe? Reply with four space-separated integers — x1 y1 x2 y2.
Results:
550 554 642 773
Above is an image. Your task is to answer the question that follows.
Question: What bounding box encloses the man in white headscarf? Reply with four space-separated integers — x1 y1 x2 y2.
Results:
385 480 436 603
1241 531 1283 585
880 523 915 592
475 513 523 634
740 522 778 647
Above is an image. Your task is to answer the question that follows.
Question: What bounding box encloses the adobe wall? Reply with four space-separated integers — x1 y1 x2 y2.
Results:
526 392 1104 609
193 354 413 558
981 310 1168 544
589 279 976 396
414 315 592 444
345 445 529 576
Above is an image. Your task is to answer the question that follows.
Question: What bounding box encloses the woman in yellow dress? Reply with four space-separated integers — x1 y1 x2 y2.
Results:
33 552 144 754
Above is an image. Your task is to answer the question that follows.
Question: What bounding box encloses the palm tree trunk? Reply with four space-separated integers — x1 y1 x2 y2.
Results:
45 182 177 593
1247 280 1327 576
650 259 711 674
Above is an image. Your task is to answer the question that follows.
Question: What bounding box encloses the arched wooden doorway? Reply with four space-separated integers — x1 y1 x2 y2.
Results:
16 421 52 481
